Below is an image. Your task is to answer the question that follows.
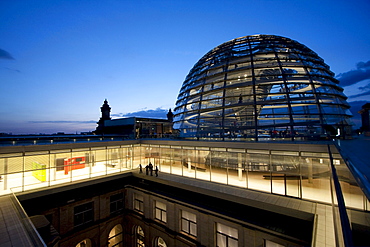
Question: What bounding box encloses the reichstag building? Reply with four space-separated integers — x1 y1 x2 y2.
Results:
0 35 368 247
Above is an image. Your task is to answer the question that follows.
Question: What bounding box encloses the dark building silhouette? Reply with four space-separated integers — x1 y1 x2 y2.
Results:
95 100 173 138
359 103 370 135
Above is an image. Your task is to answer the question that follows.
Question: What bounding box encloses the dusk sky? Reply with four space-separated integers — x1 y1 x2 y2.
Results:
1 0 369 134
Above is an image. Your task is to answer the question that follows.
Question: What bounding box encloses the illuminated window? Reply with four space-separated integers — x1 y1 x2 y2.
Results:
108 224 123 247
134 194 144 213
154 201 167 223
136 226 145 247
265 239 284 247
110 192 124 214
216 223 238 247
76 239 92 247
74 202 94 227
181 210 197 237
156 237 167 247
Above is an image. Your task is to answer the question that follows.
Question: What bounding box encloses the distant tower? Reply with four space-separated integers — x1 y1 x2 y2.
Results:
167 108 174 122
100 99 111 121
96 99 111 134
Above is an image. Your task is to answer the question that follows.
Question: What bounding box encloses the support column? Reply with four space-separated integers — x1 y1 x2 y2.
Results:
307 158 313 184
187 158 191 172
238 153 243 181
4 158 8 190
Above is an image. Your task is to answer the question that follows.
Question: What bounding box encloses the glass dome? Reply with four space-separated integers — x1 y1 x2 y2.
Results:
173 34 352 141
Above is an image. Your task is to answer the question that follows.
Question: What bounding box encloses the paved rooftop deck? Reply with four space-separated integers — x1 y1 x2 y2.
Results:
0 195 45 247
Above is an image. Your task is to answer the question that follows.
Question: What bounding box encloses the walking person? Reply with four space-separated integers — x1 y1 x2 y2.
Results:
155 166 159 177
149 162 153 176
139 164 143 173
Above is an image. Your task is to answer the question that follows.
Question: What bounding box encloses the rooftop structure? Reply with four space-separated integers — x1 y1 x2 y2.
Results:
95 100 174 138
0 138 369 246
173 35 352 141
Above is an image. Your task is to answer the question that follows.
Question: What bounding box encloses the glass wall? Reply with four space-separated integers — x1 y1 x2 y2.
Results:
0 144 135 194
157 145 172 174
300 152 331 203
143 143 367 211
0 141 367 211
195 147 211 181
171 146 183 177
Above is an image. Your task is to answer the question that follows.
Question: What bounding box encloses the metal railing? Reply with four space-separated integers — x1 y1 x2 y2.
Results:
327 144 353 247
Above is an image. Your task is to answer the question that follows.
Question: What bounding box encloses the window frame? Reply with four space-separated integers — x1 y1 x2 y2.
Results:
180 210 197 237
216 222 238 247
74 202 94 228
110 192 124 214
154 200 167 223
134 193 144 213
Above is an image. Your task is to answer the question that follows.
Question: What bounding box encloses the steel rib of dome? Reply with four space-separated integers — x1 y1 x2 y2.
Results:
173 34 352 141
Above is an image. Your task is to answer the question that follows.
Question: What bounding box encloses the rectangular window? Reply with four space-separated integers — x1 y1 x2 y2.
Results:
181 210 197 237
216 223 238 247
110 192 124 214
74 202 94 227
154 201 167 223
134 194 144 213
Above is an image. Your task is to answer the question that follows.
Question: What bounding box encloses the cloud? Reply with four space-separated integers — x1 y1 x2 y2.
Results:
348 79 370 99
349 88 370 99
3 67 20 73
358 83 370 91
28 120 97 124
336 60 370 87
0 120 97 134
112 108 168 119
0 48 14 59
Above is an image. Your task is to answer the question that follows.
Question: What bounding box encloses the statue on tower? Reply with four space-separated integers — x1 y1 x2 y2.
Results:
167 108 174 122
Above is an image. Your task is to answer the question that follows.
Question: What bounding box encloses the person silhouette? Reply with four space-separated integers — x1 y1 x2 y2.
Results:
149 162 153 176
139 164 143 173
155 166 159 177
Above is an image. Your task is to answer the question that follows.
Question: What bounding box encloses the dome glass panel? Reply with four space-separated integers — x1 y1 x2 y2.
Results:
173 35 352 141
